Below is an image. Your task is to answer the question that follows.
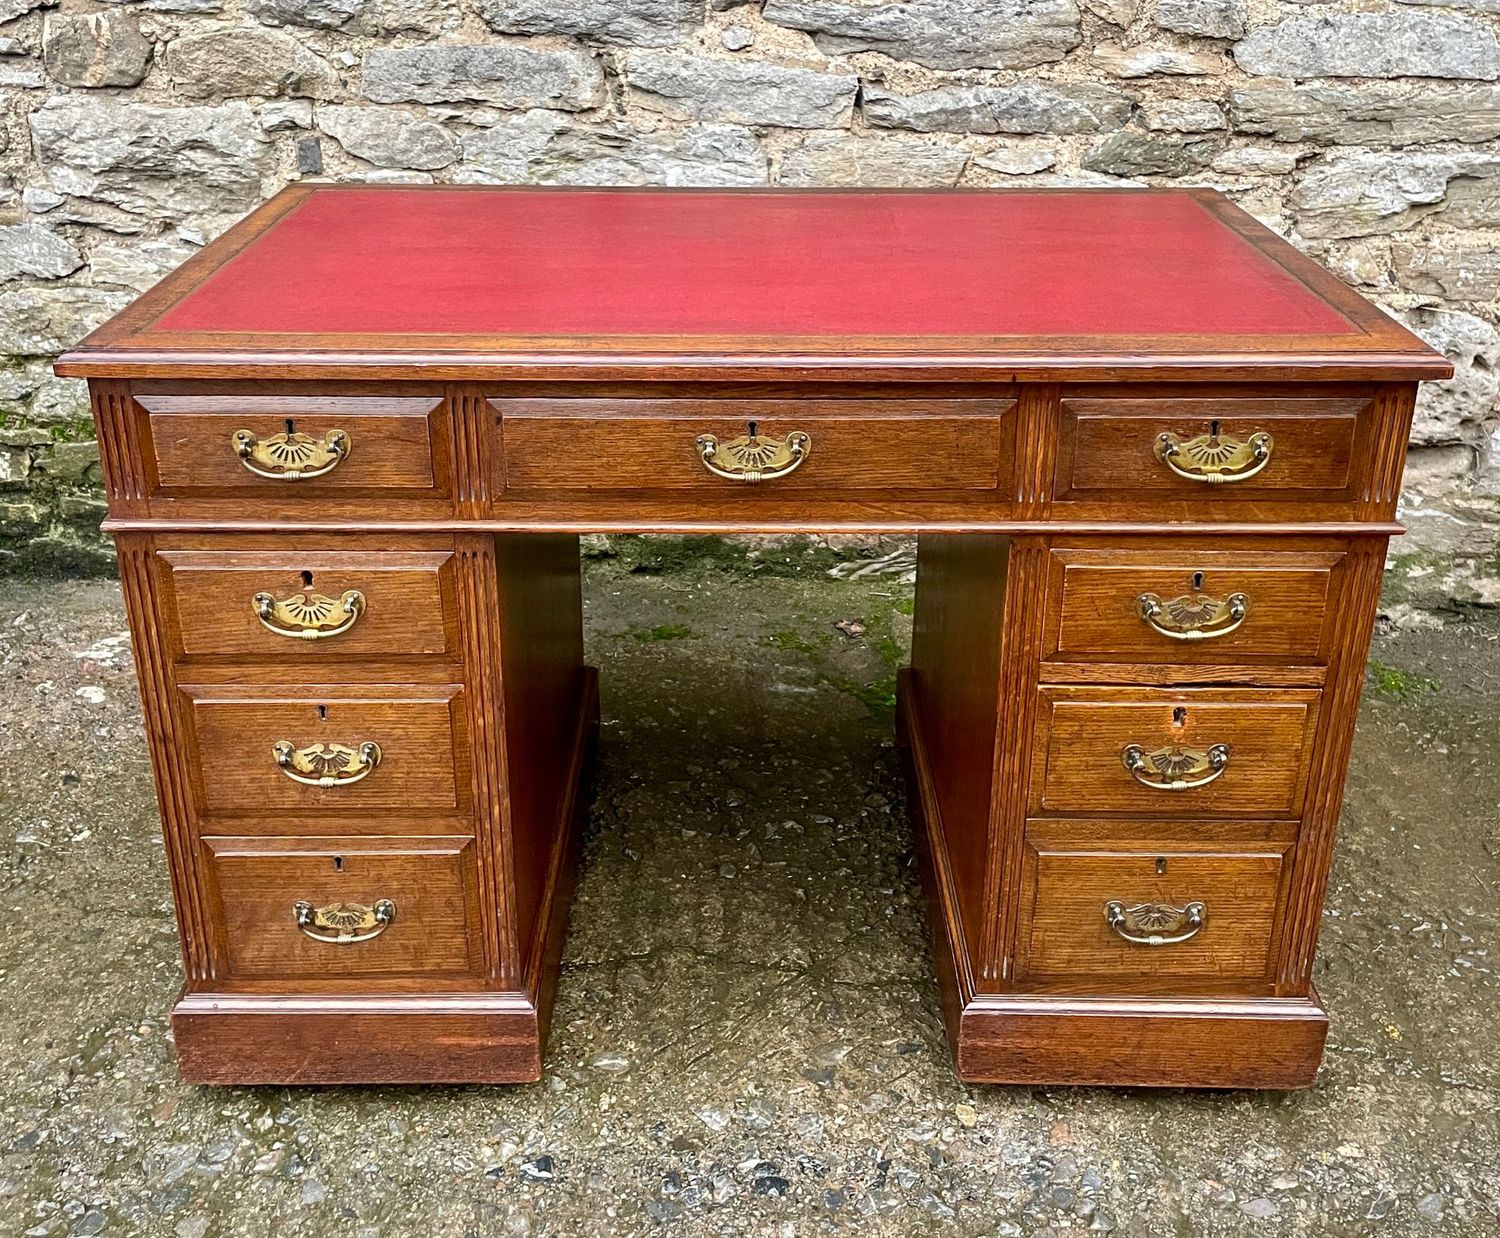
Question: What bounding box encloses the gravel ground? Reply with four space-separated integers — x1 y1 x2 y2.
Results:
0 542 1497 1237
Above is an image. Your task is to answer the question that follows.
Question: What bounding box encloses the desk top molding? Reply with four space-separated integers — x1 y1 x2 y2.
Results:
58 185 1449 385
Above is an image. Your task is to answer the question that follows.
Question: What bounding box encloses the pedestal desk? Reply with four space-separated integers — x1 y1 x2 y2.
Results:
58 186 1450 1088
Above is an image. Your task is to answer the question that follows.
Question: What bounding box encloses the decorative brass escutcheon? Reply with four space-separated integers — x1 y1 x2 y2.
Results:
233 427 350 480
1154 428 1273 484
1136 590 1248 641
1103 899 1205 946
1121 742 1231 791
695 429 811 483
273 739 382 787
253 589 365 640
293 899 396 944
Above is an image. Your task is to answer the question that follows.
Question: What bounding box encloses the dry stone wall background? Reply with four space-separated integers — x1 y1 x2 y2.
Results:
1 0 1498 594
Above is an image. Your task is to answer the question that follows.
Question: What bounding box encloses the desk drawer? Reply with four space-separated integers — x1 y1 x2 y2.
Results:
203 835 482 983
496 398 1013 493
1056 393 1371 507
157 542 458 659
181 684 469 816
139 393 449 498
1015 826 1291 990
1032 686 1320 819
1044 540 1347 666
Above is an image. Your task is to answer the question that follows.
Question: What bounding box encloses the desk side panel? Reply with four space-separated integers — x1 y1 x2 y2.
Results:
908 534 1009 972
492 534 588 983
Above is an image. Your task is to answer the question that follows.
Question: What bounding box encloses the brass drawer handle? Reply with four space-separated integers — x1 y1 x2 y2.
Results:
1136 590 1248 641
273 739 382 787
253 589 365 640
1121 742 1230 791
1154 428 1273 484
695 429 810 483
1104 899 1205 946
293 898 396 944
233 427 350 480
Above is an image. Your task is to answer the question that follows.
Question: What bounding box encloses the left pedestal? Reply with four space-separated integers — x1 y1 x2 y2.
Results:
113 529 594 1085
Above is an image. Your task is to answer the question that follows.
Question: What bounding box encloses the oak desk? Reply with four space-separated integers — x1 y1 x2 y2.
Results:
58 186 1450 1088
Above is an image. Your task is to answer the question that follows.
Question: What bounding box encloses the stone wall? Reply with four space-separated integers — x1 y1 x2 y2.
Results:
1 0 1498 590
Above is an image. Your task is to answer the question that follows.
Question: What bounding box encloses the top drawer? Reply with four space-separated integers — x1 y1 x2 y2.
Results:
137 393 451 503
496 398 1014 495
1055 392 1375 516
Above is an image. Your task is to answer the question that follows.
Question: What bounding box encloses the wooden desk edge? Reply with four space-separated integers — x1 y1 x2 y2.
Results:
54 350 1455 384
101 517 1409 537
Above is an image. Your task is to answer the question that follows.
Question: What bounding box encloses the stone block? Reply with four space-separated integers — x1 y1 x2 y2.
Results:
1229 84 1500 147
0 223 84 281
973 144 1058 175
461 113 767 186
1093 44 1227 76
38 439 102 485
1234 12 1500 80
1401 307 1500 447
1156 0 1245 39
1083 128 1219 176
626 52 856 128
477 0 701 46
28 99 273 221
1291 153 1500 239
319 105 459 169
1391 241 1500 300
42 13 152 88
0 286 130 356
163 26 339 99
362 45 603 110
862 80 1132 135
1139 99 1226 132
249 0 460 35
762 0 1081 70
777 133 969 187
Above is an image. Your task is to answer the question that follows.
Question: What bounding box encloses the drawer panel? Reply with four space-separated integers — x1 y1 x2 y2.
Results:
204 835 482 982
1056 394 1370 504
140 394 448 496
1015 825 1291 988
496 398 1013 493
158 545 457 659
181 684 468 815
1044 540 1346 665
1032 686 1320 818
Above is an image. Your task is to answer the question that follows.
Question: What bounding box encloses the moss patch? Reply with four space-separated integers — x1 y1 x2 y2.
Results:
1367 659 1440 699
628 623 697 642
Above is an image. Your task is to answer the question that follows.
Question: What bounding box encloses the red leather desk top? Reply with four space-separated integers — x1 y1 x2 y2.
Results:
60 186 1449 381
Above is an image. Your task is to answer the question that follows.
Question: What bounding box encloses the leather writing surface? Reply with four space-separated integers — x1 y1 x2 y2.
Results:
154 188 1358 342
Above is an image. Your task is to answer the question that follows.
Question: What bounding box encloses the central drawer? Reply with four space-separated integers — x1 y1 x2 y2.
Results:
180 683 469 816
494 398 1014 493
1031 685 1321 818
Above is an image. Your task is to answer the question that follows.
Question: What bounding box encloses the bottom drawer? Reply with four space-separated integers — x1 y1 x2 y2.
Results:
203 835 483 985
1014 824 1293 992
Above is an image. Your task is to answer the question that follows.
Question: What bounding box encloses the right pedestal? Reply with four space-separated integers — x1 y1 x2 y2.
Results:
902 527 1387 1088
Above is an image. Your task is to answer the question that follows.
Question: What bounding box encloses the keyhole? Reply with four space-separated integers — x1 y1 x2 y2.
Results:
301 570 314 588
1209 419 1221 438
1156 857 1167 875
333 855 344 872
1191 571 1204 591
284 418 296 436
317 704 328 721
1172 706 1187 728
746 420 759 439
